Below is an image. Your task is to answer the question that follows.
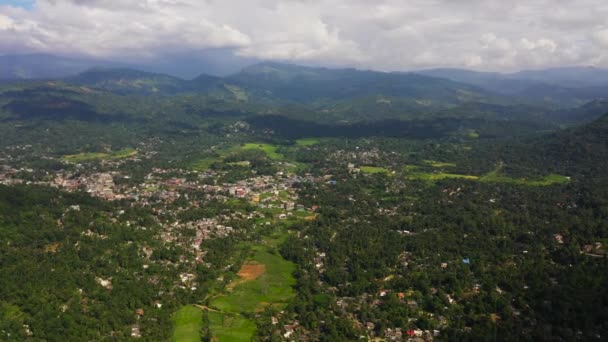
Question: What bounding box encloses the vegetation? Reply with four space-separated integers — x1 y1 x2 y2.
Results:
206 230 296 340
360 166 391 174
0 64 607 341
172 306 203 342
62 148 137 163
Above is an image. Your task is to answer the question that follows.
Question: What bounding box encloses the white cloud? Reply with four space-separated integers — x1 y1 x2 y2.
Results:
0 0 607 71
591 28 608 48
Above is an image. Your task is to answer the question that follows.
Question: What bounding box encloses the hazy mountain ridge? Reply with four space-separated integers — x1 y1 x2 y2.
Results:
2 60 608 128
416 67 608 107
0 54 121 80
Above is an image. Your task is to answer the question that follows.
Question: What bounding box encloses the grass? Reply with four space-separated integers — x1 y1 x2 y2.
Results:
207 311 256 342
224 85 249 101
467 131 480 139
295 138 321 146
62 148 137 163
242 143 284 160
480 172 570 186
172 305 203 342
191 157 219 171
479 164 571 186
408 163 571 186
402 165 420 172
190 143 285 171
409 172 479 181
360 166 390 174
423 160 457 168
206 229 296 341
210 245 296 313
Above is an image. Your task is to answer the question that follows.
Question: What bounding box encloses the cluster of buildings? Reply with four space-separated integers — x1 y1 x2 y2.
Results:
0 164 25 185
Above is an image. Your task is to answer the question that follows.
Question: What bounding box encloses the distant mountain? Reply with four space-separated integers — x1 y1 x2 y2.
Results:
0 54 120 80
551 100 608 124
512 67 608 87
417 67 608 107
69 68 189 95
418 66 608 88
0 52 255 81
415 68 540 95
66 68 229 95
518 83 608 107
227 62 493 105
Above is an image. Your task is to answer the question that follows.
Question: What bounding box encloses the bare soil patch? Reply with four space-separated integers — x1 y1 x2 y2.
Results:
226 261 266 291
237 262 266 281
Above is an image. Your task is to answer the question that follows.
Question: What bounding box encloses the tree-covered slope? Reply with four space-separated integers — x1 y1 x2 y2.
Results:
226 62 494 106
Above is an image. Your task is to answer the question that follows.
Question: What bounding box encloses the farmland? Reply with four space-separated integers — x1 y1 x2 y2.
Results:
206 229 296 340
62 148 137 163
172 305 203 342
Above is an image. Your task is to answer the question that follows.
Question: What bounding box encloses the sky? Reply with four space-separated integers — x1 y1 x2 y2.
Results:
1 0 608 74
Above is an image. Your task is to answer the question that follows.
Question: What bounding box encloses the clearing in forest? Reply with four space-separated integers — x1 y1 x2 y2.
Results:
241 143 284 160
237 262 266 281
360 166 390 174
171 305 203 342
207 237 296 341
62 148 137 163
226 261 267 291
190 143 285 170
295 138 321 146
407 162 570 186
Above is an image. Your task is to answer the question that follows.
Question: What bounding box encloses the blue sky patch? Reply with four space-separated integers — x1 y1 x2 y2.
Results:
0 0 35 10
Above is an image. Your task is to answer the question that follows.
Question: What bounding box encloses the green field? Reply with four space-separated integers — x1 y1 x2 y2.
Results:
467 131 480 139
295 138 321 146
191 157 219 171
423 160 457 168
207 232 296 341
479 163 571 186
224 85 249 101
211 245 296 313
408 163 570 186
402 165 420 172
409 172 479 181
62 148 137 163
360 166 390 174
480 172 570 186
242 143 284 160
191 143 285 171
207 311 256 342
172 305 203 342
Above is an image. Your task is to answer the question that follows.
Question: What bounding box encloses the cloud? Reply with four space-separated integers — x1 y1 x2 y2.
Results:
591 28 608 48
1 0 607 71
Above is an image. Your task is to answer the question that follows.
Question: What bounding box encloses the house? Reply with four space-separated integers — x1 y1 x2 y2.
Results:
283 324 297 338
131 324 141 338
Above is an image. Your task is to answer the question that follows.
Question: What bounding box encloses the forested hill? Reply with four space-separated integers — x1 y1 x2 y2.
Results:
56 63 498 104
543 112 608 174
224 62 493 105
493 111 608 179
2 62 608 130
416 67 608 107
68 68 223 95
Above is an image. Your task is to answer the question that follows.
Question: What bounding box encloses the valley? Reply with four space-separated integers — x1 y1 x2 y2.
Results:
0 62 607 341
